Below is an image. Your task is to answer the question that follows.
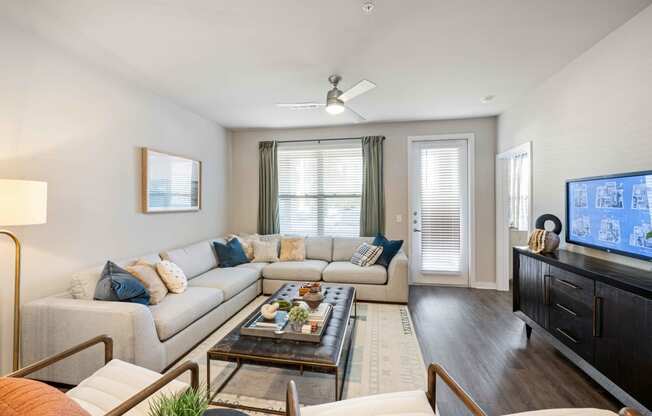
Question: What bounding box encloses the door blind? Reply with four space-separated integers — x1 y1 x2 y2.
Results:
277 140 362 237
419 143 466 273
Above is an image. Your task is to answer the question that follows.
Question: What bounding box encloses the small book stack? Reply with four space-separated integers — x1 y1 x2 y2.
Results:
308 303 330 326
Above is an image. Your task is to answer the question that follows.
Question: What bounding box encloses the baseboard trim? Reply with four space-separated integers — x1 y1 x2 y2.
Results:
470 281 497 290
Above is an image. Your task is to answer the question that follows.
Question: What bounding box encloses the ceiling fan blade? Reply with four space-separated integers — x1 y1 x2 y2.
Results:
345 105 367 123
276 102 325 110
339 79 376 102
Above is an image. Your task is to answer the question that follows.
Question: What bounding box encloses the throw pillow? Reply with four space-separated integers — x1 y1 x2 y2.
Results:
214 239 250 268
94 261 150 305
227 234 258 260
252 239 280 263
372 233 404 268
350 243 384 267
126 260 168 305
0 377 91 416
156 260 188 294
279 237 306 261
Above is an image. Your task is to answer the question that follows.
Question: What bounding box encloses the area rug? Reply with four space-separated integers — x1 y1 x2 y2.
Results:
170 296 426 414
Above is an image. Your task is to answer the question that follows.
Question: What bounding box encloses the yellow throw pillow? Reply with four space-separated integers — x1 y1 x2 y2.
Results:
280 237 306 261
156 260 188 294
126 260 169 304
252 240 280 263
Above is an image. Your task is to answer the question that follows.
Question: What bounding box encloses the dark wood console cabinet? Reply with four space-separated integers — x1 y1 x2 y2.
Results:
513 247 652 414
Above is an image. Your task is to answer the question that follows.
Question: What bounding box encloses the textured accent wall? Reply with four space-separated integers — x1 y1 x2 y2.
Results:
498 5 652 270
0 17 230 373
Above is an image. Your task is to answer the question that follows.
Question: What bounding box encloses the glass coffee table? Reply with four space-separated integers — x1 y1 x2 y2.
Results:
207 283 357 415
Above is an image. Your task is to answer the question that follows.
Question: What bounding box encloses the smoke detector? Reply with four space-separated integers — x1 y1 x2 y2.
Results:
362 1 375 14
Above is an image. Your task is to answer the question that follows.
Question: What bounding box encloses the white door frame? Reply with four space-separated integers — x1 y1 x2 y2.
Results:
407 133 476 287
495 141 532 292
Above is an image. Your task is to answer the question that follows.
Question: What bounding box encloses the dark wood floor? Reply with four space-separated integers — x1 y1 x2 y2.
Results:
408 286 621 416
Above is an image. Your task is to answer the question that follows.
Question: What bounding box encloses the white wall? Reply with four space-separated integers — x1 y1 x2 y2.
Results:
0 18 230 373
498 4 652 270
229 117 497 285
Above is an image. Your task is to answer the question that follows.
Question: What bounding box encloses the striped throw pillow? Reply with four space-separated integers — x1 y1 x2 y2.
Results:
350 243 384 267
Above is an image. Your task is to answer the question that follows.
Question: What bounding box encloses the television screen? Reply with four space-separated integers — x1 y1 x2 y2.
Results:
566 171 652 261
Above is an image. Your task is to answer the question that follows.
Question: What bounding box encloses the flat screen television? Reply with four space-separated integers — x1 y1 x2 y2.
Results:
566 170 652 261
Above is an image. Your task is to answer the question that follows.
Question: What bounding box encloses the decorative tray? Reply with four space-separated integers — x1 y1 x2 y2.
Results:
240 303 333 343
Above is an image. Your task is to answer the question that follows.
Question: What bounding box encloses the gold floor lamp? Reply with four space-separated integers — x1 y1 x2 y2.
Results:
0 179 47 371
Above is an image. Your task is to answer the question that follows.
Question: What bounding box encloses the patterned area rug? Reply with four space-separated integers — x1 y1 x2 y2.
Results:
171 296 426 414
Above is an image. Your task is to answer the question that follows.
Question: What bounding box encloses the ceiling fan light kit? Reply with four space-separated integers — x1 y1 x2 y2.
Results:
277 74 376 120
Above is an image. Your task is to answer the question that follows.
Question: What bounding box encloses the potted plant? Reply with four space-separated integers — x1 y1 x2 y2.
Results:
288 305 309 332
148 386 208 416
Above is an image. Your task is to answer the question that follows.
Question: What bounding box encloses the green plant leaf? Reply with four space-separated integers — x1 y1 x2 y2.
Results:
147 385 208 416
647 231 652 239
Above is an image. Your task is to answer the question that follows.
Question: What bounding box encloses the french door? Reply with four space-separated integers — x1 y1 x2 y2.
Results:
410 138 470 286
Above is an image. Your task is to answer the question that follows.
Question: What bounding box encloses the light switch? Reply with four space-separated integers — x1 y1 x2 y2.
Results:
395 214 403 223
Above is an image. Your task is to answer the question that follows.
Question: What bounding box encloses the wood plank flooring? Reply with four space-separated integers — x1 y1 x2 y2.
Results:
408 286 621 416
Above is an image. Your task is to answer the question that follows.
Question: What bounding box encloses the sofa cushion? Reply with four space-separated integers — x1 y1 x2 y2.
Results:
322 261 387 285
70 253 161 300
148 287 223 341
0 377 90 416
236 262 267 277
301 390 434 416
305 237 333 262
262 260 328 281
213 239 249 268
161 240 217 279
93 261 150 305
189 267 259 300
66 359 187 416
332 237 373 261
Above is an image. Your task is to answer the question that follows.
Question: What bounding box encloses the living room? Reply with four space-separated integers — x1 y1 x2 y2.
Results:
1 1 651 416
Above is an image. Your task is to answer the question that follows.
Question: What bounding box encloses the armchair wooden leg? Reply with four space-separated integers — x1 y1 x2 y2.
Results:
427 363 486 416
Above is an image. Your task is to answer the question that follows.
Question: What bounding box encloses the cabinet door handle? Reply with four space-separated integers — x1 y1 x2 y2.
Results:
593 296 603 337
555 327 579 344
556 279 580 290
554 303 577 317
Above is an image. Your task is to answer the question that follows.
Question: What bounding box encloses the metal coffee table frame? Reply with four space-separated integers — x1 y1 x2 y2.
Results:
207 287 357 415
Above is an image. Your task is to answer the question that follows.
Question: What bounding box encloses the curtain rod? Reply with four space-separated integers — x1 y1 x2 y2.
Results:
275 137 362 144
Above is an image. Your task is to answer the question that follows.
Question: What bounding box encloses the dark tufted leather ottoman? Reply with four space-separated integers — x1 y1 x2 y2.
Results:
207 283 356 413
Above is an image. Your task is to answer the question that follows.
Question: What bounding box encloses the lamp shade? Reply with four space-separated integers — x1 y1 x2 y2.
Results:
0 179 47 226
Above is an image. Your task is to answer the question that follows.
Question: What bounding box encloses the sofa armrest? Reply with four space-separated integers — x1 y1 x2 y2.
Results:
386 251 409 303
21 296 163 385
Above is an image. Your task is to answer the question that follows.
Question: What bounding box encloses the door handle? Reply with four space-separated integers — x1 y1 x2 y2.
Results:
413 229 422 232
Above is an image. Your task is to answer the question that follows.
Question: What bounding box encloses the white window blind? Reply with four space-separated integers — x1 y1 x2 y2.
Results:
277 140 362 237
419 141 467 273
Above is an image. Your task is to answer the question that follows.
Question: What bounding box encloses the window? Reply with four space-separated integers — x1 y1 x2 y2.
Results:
508 152 530 231
277 140 362 237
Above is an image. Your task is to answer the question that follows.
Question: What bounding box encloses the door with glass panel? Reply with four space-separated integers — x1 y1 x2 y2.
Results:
410 139 469 286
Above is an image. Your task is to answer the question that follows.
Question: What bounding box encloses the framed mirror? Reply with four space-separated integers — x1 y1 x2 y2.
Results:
142 148 202 213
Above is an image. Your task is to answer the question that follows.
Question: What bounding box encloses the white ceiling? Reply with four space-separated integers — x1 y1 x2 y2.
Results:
3 0 650 129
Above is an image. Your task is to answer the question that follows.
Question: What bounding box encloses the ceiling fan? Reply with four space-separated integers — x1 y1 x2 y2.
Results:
276 75 376 121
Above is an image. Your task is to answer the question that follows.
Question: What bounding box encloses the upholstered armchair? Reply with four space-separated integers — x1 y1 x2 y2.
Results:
4 335 198 416
286 363 642 416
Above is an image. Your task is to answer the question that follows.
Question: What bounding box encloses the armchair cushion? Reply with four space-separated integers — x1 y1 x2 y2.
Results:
301 390 433 416
66 359 188 416
0 377 90 416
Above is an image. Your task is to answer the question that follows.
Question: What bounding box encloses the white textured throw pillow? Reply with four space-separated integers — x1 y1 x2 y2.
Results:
351 243 384 267
252 239 280 263
156 260 188 293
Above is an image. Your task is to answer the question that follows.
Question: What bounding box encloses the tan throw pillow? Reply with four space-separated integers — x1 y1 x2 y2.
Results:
252 239 280 263
126 260 169 304
280 237 306 261
156 260 188 293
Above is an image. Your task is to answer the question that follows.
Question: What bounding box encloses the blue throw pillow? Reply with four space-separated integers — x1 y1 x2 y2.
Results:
94 261 150 305
213 238 250 268
372 233 404 268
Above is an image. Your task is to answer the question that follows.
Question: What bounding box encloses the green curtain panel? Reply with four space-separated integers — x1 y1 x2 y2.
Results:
258 141 280 234
360 136 385 236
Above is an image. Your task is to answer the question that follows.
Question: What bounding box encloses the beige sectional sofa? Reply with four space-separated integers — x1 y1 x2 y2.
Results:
22 236 407 385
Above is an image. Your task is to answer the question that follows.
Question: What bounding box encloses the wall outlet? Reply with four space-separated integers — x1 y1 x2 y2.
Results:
395 214 403 223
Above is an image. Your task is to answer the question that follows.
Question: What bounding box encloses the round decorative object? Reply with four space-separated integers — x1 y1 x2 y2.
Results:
260 303 279 320
535 214 562 235
302 285 324 310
